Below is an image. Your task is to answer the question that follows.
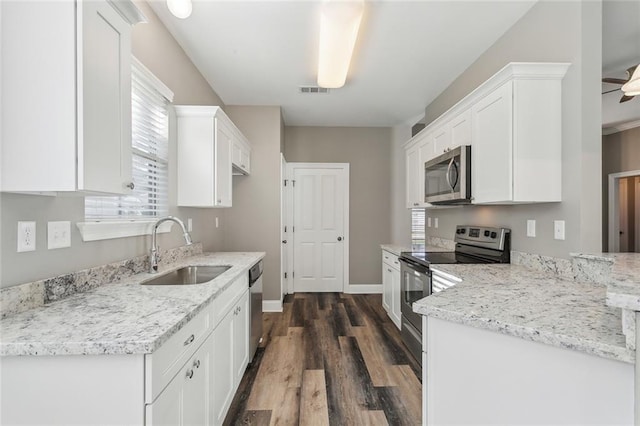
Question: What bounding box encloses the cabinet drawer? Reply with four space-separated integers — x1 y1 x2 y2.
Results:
382 251 400 269
213 273 248 324
145 306 212 404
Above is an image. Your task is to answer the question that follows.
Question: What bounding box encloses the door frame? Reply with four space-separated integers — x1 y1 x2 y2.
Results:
286 162 350 294
608 169 640 252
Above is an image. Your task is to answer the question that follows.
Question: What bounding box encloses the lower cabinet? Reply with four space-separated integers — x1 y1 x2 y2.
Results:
212 289 250 425
146 333 212 426
381 250 401 330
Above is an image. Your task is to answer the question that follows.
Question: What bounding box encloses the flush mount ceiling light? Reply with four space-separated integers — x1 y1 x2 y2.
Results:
167 0 192 19
317 0 365 89
621 65 640 97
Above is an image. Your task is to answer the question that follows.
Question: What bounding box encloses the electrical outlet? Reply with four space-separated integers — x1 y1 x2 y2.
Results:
17 221 36 252
527 220 536 237
427 217 431 228
187 218 193 232
554 220 565 240
434 217 439 228
48 221 71 249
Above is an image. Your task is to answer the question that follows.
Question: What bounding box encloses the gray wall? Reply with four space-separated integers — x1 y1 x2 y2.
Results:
421 1 602 258
225 106 283 301
284 126 392 285
0 1 226 288
391 125 412 246
602 127 640 250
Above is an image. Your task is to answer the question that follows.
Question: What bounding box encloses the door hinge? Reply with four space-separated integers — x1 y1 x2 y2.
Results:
292 271 295 278
284 225 287 233
284 272 288 279
293 226 295 232
292 180 296 187
284 179 288 186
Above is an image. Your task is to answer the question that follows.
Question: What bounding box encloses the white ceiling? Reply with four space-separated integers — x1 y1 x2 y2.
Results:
149 0 536 127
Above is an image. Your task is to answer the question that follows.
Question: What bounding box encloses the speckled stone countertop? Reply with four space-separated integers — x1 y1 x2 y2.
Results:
413 263 633 364
0 252 264 357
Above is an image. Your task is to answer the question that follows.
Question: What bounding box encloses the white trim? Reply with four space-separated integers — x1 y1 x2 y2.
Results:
131 56 174 102
287 163 350 294
107 0 147 25
608 169 640 251
77 220 173 242
345 284 382 294
602 120 640 136
262 300 283 313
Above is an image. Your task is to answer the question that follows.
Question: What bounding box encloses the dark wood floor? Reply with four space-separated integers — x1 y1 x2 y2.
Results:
223 293 422 426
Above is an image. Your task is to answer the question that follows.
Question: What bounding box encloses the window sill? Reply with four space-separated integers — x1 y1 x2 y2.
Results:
76 220 174 242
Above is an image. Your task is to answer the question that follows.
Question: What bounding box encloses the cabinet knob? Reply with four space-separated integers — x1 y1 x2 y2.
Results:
125 182 135 190
337 237 343 241
186 369 194 379
217 199 222 204
184 334 195 346
282 240 287 244
193 359 201 369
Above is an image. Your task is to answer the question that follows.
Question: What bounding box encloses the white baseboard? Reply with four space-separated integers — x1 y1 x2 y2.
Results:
344 284 382 294
262 299 283 312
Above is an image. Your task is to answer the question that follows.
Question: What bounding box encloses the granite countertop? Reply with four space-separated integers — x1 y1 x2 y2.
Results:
413 263 633 364
0 252 264 357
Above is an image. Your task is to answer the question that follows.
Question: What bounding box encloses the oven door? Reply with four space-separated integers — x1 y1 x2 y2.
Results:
399 257 430 366
424 145 471 204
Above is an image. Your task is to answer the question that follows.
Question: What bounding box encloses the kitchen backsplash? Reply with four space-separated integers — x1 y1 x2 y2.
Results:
0 243 203 319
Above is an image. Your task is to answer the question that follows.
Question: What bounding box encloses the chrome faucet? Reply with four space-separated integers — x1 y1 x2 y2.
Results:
150 216 193 273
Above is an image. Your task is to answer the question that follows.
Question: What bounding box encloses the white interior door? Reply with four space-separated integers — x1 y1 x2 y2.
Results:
291 164 349 293
280 154 289 298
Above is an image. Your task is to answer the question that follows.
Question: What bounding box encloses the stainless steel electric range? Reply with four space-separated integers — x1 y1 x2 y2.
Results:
398 225 511 366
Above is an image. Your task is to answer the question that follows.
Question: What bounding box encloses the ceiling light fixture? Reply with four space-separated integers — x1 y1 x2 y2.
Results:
167 0 192 19
317 0 365 89
622 66 640 96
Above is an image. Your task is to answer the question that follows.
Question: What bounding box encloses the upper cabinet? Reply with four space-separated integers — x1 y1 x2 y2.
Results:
1 0 145 194
175 106 251 208
404 62 569 208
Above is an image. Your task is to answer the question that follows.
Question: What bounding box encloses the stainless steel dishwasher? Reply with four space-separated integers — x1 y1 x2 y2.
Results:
248 260 263 361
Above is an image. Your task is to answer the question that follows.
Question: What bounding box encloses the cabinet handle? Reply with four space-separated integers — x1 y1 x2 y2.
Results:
184 334 195 346
238 306 241 312
125 182 135 190
217 199 222 204
387 268 392 273
193 359 201 369
186 369 194 379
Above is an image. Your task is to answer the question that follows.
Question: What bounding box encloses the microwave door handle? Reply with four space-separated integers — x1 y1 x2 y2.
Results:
446 158 455 192
450 160 459 189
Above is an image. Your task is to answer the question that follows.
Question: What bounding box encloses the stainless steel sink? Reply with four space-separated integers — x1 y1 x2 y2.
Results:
141 265 231 285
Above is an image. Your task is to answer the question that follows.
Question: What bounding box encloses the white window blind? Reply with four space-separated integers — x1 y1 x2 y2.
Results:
85 60 171 220
411 208 426 246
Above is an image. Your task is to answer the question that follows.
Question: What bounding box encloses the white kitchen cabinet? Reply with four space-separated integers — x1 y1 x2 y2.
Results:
405 131 433 209
431 125 451 156
472 68 566 204
176 106 251 208
232 136 252 175
449 109 472 148
381 250 401 330
1 0 144 194
212 289 250 425
146 333 212 426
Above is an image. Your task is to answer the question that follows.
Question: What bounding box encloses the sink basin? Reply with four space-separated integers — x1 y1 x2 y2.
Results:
141 265 231 285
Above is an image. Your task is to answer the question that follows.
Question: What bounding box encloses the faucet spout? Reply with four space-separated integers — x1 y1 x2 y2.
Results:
149 216 193 273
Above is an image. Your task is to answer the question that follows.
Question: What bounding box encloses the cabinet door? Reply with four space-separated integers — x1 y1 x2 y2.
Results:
450 109 472 148
382 263 392 314
80 0 132 194
471 82 513 204
432 125 451 155
240 148 251 174
214 119 233 207
233 291 250 385
417 139 434 207
211 310 234 425
405 146 420 208
390 266 401 330
146 335 212 426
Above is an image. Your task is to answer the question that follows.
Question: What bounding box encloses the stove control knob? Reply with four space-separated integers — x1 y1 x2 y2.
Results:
460 229 466 234
456 229 462 234
490 232 497 239
484 230 490 237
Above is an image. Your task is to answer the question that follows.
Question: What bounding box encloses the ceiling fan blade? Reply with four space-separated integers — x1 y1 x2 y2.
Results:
626 65 638 79
602 78 628 85
602 89 620 95
620 94 635 103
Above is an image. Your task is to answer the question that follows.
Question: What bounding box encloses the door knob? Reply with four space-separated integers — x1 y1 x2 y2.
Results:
337 237 343 241
282 240 287 244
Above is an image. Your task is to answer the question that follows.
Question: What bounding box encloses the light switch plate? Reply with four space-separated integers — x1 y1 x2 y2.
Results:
17 221 36 252
48 221 71 249
187 218 193 232
554 220 565 240
434 218 439 228
527 220 536 237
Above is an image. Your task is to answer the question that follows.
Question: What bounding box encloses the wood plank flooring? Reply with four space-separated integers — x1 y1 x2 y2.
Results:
223 293 422 426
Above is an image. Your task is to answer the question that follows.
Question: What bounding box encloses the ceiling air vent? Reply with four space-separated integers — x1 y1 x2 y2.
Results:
299 86 330 94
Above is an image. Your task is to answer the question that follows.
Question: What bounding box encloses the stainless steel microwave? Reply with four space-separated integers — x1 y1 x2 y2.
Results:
424 145 471 204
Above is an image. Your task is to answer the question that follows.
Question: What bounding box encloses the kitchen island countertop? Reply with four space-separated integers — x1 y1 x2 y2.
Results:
0 252 265 357
413 263 633 364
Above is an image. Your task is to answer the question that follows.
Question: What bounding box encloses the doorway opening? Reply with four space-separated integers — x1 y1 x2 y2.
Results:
608 170 640 252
